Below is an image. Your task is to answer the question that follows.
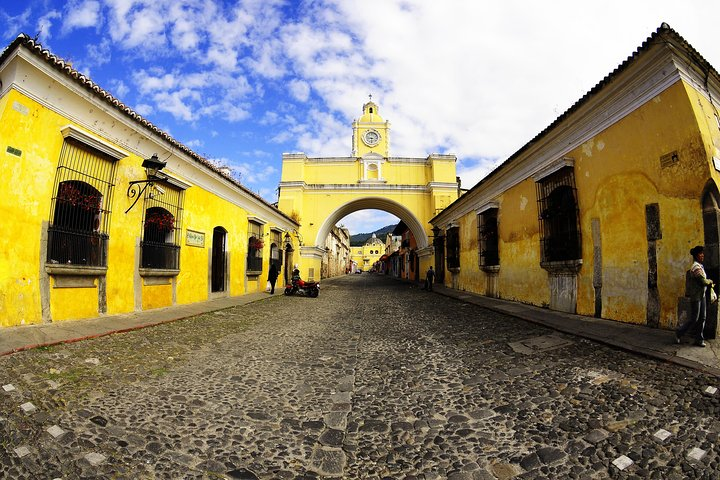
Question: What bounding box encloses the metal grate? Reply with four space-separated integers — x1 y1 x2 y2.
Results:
47 139 118 266
247 221 264 272
140 182 183 269
478 209 499 266
446 226 460 269
536 166 581 262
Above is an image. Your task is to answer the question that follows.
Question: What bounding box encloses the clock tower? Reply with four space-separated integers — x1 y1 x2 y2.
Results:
352 97 390 158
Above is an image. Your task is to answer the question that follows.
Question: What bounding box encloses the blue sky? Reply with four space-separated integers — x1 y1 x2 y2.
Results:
2 0 719 235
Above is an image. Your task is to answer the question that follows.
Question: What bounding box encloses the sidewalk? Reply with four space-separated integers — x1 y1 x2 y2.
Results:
431 283 720 378
2 282 719 378
0 290 278 357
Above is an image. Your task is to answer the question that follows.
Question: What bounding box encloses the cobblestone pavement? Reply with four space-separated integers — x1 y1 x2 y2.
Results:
1 274 720 479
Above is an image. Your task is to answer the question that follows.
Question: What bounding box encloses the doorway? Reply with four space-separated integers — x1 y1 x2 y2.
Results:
702 182 720 339
211 227 227 292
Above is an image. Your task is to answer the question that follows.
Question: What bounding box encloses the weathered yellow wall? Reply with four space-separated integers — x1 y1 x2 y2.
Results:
50 281 99 320
446 79 712 328
1 90 65 325
573 81 709 324
141 284 173 311
0 86 282 327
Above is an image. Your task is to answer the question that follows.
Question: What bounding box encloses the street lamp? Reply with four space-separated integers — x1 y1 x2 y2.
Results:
125 154 167 213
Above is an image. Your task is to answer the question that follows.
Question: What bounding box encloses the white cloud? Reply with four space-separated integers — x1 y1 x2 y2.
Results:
338 210 400 236
35 11 62 42
134 103 154 116
288 79 311 102
184 138 204 148
62 0 101 33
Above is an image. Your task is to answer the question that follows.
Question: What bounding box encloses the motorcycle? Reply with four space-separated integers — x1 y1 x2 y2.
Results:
284 279 320 297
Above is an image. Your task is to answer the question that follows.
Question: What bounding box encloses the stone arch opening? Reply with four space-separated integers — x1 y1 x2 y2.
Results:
315 197 429 249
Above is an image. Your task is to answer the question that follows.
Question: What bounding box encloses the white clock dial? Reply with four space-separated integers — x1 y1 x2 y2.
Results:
363 130 380 146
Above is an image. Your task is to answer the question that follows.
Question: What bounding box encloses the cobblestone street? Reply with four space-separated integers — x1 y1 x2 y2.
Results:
1 274 720 479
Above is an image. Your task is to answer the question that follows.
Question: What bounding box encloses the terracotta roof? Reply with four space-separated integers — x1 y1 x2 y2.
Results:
432 23 720 223
0 33 297 226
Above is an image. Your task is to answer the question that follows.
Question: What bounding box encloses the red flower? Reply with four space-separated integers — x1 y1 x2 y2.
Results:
145 212 175 232
58 183 102 212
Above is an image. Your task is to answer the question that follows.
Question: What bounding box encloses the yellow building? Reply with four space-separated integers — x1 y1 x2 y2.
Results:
350 234 385 272
278 100 459 281
430 24 720 335
0 34 298 328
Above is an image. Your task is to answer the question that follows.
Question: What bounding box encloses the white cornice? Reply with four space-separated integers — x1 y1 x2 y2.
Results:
427 182 459 189
475 201 500 215
532 157 574 182
279 182 430 192
60 124 127 160
160 173 192 191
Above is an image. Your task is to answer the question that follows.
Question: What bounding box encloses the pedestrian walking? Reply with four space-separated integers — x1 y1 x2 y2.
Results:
426 266 435 292
268 263 279 294
676 245 715 347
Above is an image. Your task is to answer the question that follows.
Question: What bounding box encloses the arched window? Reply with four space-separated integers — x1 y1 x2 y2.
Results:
247 221 264 273
48 180 104 266
141 206 177 269
140 181 183 270
46 136 118 268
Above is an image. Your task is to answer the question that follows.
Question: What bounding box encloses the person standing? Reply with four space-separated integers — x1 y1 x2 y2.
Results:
268 263 279 294
676 245 714 347
426 266 436 292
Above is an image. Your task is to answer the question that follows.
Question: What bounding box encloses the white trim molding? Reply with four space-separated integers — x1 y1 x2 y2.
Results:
532 157 575 182
475 201 500 215
60 124 127 160
247 216 267 225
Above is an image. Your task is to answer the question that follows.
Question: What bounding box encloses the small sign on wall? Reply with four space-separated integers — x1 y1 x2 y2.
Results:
186 229 205 247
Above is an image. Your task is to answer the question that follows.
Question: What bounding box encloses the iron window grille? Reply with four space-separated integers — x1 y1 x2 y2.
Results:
140 182 183 270
247 221 264 272
446 226 460 269
270 230 283 271
47 138 118 267
478 209 499 267
536 166 581 263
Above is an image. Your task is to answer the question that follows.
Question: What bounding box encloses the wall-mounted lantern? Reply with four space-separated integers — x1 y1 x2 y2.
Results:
125 154 167 213
284 229 304 247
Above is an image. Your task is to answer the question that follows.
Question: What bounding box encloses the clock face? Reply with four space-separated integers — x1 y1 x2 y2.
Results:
363 130 381 146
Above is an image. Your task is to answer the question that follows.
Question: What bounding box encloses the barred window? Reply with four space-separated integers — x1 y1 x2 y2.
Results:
270 230 283 271
247 221 264 273
141 182 183 270
47 138 118 267
478 208 499 267
536 166 581 262
446 226 460 269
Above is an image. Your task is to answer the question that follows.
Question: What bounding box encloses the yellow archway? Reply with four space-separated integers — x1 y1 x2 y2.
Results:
277 100 459 281
316 197 428 249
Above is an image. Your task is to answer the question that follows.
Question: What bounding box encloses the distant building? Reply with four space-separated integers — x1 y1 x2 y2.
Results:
350 234 385 272
322 226 351 278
